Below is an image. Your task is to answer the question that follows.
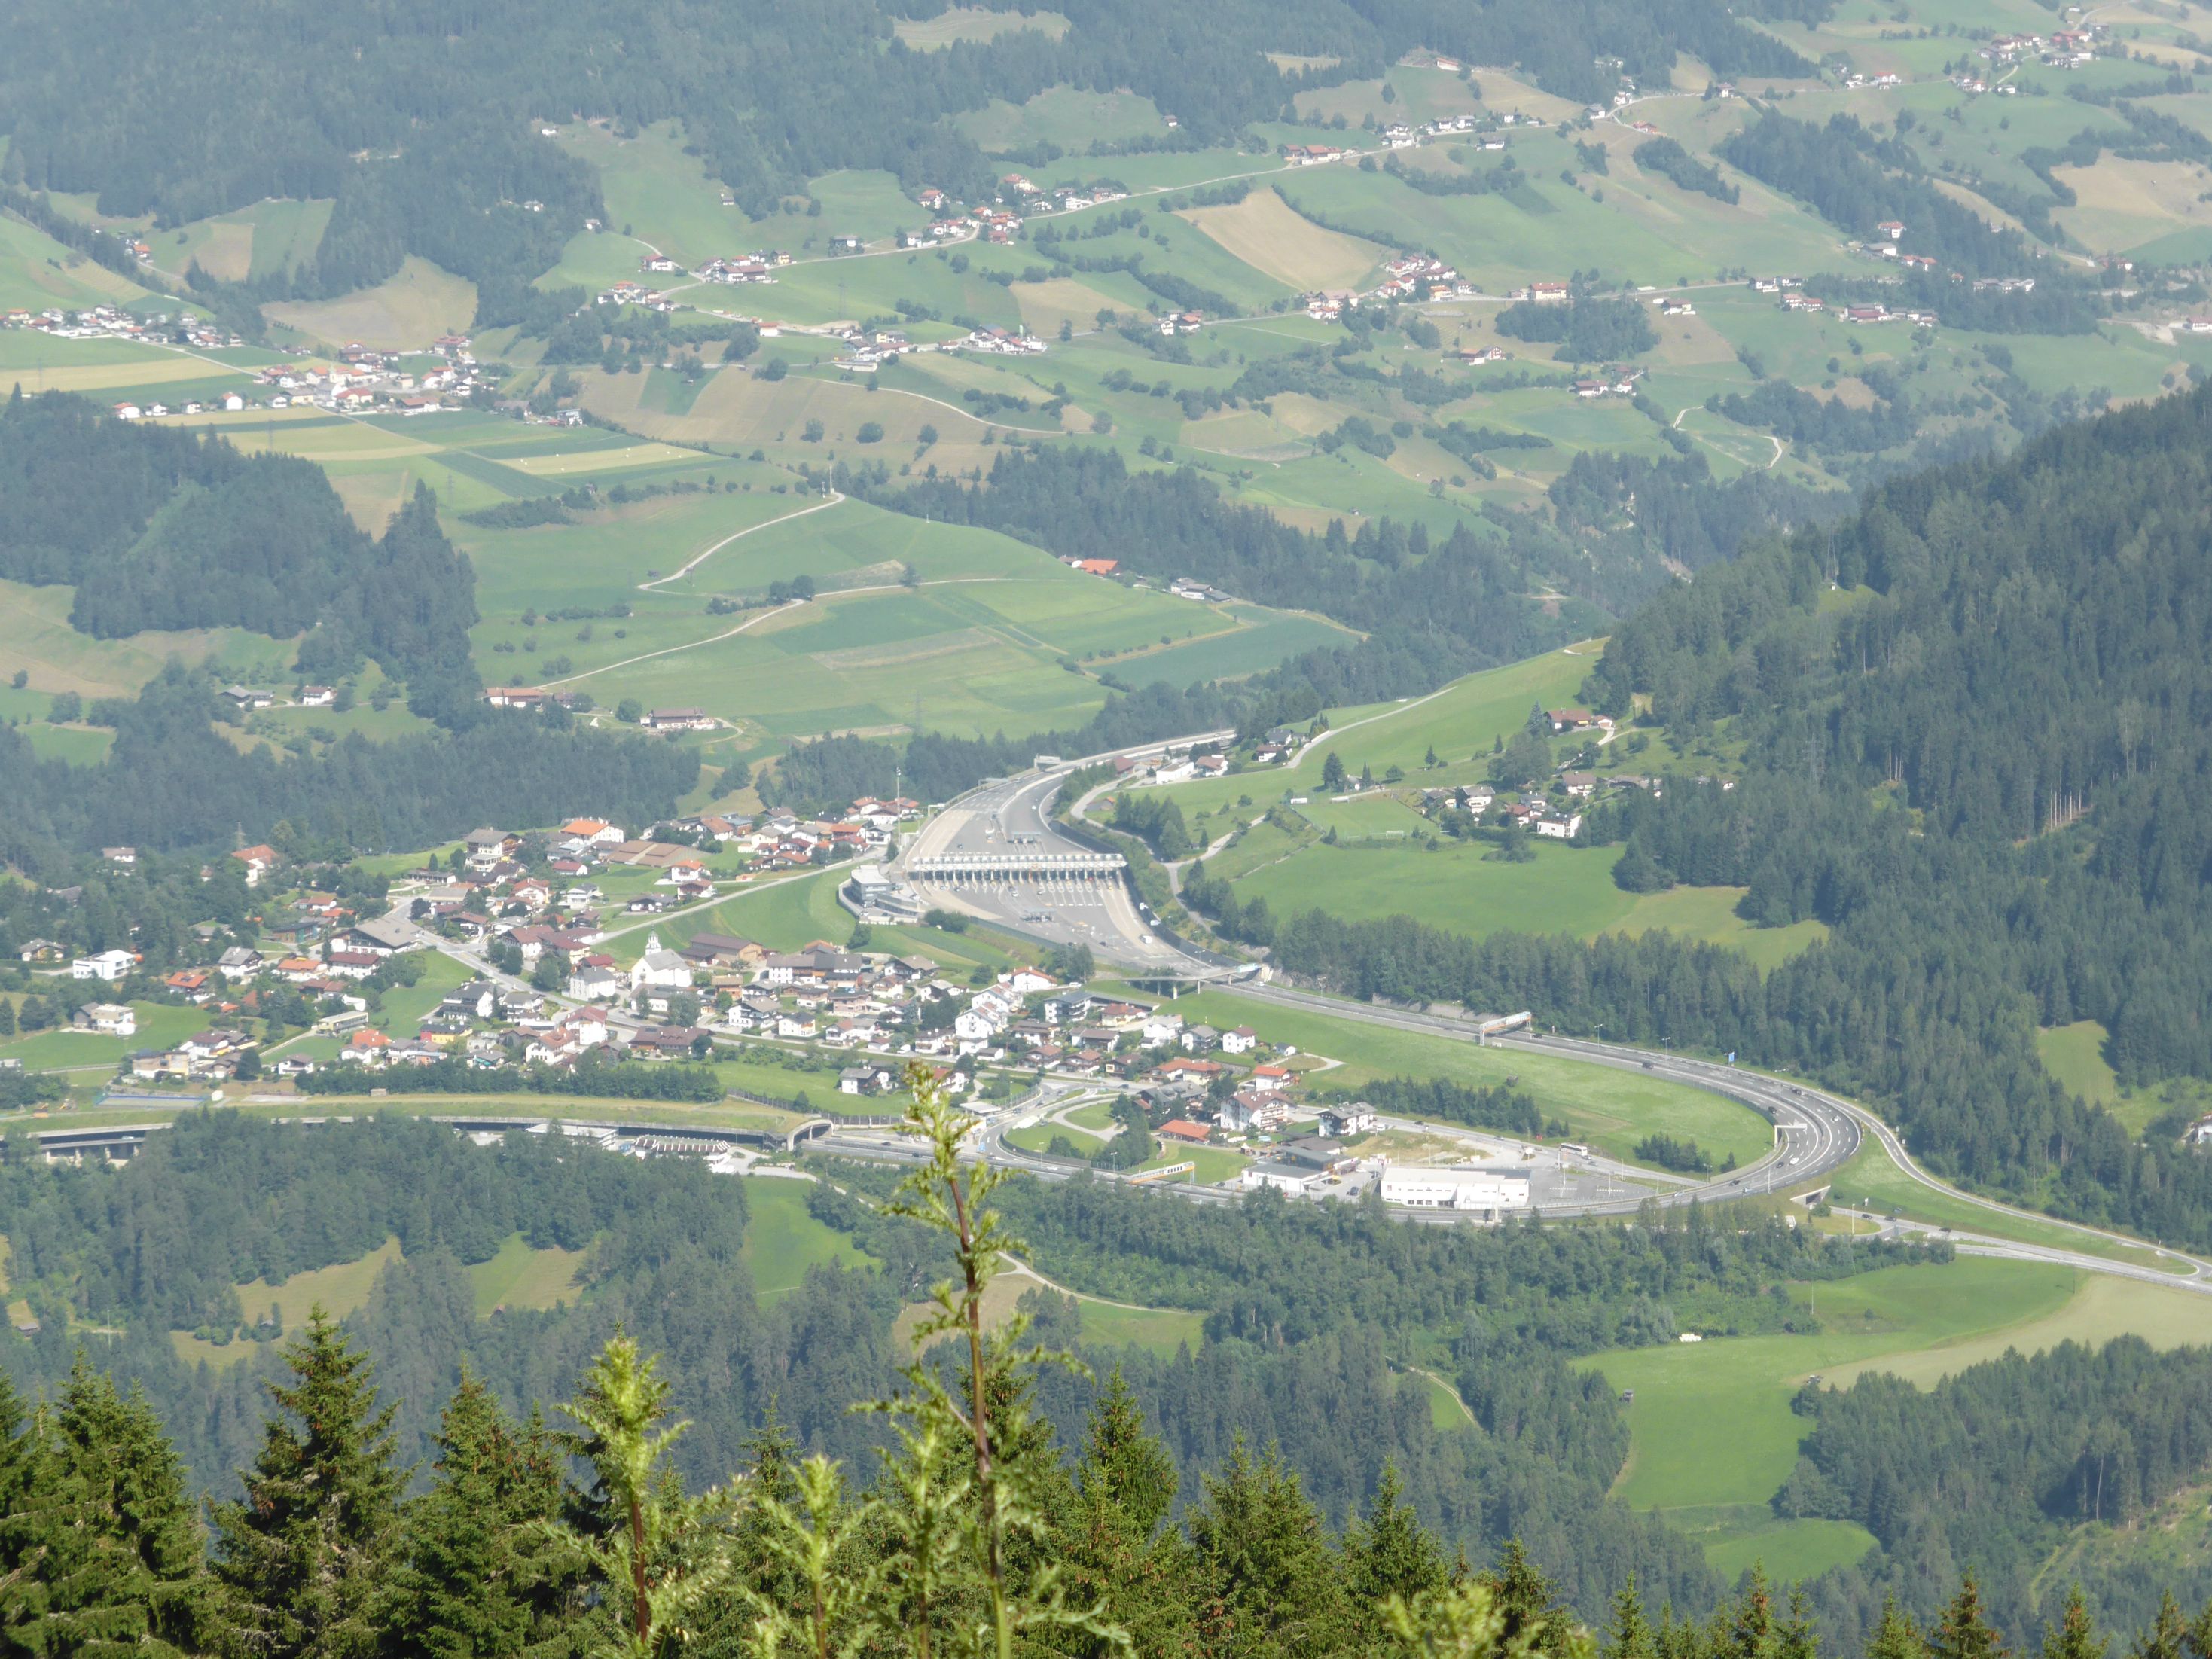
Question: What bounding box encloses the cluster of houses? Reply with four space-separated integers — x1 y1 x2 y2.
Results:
3 305 240 352
983 175 1130 221
1979 27 2098 68
1571 367 1643 399
239 344 482 416
1752 275 1937 328
953 324 1048 357
1376 253 1473 303
1111 742 1231 785
1413 709 1634 840
595 279 676 310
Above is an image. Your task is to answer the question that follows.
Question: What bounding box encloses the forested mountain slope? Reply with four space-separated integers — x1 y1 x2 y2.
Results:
1264 381 2212 1247
0 392 479 718
10 1115 2212 1652
0 1114 1945 1622
0 0 1814 320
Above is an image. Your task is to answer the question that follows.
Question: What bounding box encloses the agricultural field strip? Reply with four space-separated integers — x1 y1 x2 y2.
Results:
636 489 846 591
539 574 1054 687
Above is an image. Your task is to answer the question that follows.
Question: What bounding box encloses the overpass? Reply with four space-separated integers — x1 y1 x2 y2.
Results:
905 849 1126 883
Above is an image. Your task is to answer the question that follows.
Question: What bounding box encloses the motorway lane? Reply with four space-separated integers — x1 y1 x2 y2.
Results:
1228 984 1861 1215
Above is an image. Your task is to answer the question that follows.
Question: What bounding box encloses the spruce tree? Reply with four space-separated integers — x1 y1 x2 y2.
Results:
1073 1370 1176 1543
1484 1539 1573 1659
210 1306 404 1659
2 1359 209 1659
1930 1575 2009 1659
1869 1596 1928 1659
1778 1587 1817 1659
38 1356 209 1659
384 1374 580 1659
2043 1587 2107 1659
1188 1438 1347 1657
2134 1594 2189 1659
1343 1463 1448 1629
1603 1576 1658 1659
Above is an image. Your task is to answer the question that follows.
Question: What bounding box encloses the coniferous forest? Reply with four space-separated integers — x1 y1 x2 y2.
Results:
5 1110 2212 1658
1190 382 2212 1251
0 1105 2203 1659
0 394 700 869
0 0 1817 334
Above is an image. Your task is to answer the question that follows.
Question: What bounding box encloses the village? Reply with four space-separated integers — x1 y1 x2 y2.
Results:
10 785 1561 1215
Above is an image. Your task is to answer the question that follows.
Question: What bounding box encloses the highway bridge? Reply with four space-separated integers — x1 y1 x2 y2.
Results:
905 849 1126 882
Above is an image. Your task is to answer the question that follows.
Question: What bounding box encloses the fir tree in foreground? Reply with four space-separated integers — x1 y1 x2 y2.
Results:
5 1074 2212 1659
209 1306 403 1659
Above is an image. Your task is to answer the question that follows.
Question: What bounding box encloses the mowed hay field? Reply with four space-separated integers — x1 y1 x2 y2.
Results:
0 578 274 698
0 215 155 313
1179 187 1388 291
1582 1256 2212 1580
1011 276 1138 339
2054 154 2212 252
581 364 1023 474
1583 1258 2077 1580
267 255 478 350
892 5 1067 47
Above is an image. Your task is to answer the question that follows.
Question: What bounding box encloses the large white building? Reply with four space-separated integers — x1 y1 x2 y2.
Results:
1378 1164 1531 1218
627 932 694 992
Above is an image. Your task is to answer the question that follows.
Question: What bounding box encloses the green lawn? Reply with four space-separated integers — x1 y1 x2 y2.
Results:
1150 646 1601 819
624 866 849 963
466 1232 589 1316
1009 1121 1105 1156
741 1178 874 1301
1135 1144 1249 1187
176 1237 407 1365
1 1002 211 1072
1580 1257 2083 1581
1158 987 1774 1171
1075 1298 1207 1355
1232 838 1637 944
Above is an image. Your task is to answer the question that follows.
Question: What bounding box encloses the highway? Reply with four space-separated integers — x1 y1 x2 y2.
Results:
874 748 2212 1286
895 740 1233 977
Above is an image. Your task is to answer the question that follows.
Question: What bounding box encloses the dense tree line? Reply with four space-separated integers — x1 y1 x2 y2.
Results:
1 395 482 722
294 1058 722 1102
0 664 698 867
1719 114 2018 272
1779 1338 2212 1648
1495 300 1658 362
1355 1076 1569 1141
887 448 1570 654
0 0 1814 328
1705 378 1918 456
1545 451 1850 574
1109 792 1196 859
1252 382 2212 1252
1632 138 1739 203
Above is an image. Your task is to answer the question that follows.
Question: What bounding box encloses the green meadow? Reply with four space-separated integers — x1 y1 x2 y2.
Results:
1152 987 1775 1171
741 1178 873 1302
1580 1255 2212 1582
